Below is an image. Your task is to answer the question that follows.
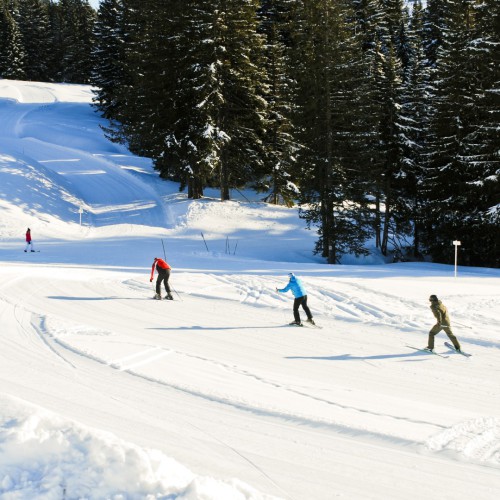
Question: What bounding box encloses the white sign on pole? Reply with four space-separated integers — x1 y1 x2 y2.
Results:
452 240 461 277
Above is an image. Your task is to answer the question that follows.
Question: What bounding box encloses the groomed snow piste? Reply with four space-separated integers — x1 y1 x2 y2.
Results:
1 80 499 500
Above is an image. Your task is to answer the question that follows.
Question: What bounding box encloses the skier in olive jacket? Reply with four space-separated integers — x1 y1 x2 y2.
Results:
427 295 461 351
150 257 173 300
277 273 314 326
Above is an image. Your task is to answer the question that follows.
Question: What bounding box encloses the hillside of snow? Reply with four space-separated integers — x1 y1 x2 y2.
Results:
0 79 499 500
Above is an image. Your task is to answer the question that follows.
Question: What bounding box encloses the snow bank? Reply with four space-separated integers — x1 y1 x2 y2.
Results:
0 395 278 500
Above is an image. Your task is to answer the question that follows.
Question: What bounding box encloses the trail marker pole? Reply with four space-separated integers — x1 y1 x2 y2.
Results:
161 239 167 260
453 240 461 277
201 232 209 252
79 206 83 226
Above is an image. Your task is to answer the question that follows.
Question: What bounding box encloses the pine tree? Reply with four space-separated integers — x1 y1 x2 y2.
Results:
422 0 445 67
92 0 127 121
354 0 407 257
291 0 372 263
397 0 430 258
382 0 411 74
422 0 499 266
457 0 500 266
122 0 184 160
153 0 267 201
143 0 214 196
45 0 65 81
257 0 298 207
17 0 53 81
212 0 268 201
58 0 96 83
0 2 26 79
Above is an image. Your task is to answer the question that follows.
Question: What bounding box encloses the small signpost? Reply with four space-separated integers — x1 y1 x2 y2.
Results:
453 240 461 277
79 206 84 227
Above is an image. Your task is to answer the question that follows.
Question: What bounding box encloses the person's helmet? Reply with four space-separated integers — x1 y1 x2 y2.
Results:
429 294 438 302
288 272 295 278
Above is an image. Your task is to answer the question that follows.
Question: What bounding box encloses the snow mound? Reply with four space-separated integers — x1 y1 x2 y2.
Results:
0 395 279 500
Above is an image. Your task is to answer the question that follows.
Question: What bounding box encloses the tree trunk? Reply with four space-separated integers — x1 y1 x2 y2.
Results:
220 153 230 201
381 196 391 256
375 192 381 249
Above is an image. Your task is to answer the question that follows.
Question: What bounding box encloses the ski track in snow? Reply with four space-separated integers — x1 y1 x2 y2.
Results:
36 310 437 450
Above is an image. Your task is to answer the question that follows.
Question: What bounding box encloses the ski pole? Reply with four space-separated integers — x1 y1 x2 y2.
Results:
453 321 473 329
171 284 182 301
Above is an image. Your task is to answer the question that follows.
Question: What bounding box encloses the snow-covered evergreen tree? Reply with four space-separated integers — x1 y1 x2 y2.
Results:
92 0 127 122
0 2 26 79
422 0 444 67
257 0 298 207
422 0 499 266
290 0 372 263
17 0 53 81
354 0 408 257
58 0 96 83
397 0 430 258
155 0 268 201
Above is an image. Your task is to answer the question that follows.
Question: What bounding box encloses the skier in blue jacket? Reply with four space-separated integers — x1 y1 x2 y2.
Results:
277 273 314 326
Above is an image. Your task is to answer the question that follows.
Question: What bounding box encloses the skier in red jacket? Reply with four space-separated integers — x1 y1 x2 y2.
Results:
150 257 173 300
24 228 35 252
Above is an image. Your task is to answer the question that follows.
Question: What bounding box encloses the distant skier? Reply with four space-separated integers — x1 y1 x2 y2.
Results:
150 257 173 300
24 228 36 252
425 295 461 352
276 273 314 326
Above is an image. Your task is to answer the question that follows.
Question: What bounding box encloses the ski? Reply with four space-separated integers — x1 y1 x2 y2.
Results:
151 294 173 301
405 345 449 358
303 322 322 329
286 322 322 329
444 342 472 357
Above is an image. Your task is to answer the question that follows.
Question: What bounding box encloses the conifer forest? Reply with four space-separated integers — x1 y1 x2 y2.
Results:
1 0 499 267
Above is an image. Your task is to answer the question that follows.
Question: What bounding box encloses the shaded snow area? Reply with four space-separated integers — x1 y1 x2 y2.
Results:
0 80 499 500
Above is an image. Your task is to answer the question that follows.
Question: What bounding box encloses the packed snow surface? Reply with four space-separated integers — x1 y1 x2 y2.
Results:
0 80 499 500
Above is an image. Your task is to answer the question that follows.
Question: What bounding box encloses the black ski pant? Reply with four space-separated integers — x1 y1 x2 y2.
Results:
156 269 172 296
293 295 312 323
